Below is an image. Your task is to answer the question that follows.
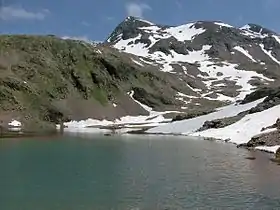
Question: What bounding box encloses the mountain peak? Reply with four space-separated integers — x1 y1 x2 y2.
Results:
240 23 277 36
106 16 154 43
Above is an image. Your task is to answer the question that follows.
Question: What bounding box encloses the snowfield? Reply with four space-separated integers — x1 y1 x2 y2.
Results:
191 104 280 145
147 98 280 151
147 98 265 135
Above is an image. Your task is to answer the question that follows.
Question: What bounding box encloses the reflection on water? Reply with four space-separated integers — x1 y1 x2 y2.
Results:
0 134 280 210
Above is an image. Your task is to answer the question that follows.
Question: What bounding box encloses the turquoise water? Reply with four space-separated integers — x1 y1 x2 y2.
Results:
1 134 280 210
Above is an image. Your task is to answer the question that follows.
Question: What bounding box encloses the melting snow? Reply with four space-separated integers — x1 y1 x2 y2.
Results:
164 23 206 41
255 145 280 154
239 24 250 30
239 26 268 39
96 49 102 54
129 90 153 113
147 98 265 135
233 46 256 62
191 104 280 145
139 58 156 66
131 58 144 67
197 60 272 100
8 120 22 127
58 90 180 132
215 22 233 28
260 44 280 65
273 35 280 45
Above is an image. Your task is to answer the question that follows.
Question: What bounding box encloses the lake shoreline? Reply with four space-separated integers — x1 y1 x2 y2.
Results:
2 126 279 159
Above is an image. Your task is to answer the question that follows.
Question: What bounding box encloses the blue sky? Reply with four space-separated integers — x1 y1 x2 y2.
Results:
1 0 280 41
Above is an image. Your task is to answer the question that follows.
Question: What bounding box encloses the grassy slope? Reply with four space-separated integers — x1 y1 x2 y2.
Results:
0 35 194 131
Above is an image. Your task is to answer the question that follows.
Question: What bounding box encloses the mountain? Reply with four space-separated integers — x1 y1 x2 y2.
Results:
1 17 280 149
107 17 280 103
107 17 280 151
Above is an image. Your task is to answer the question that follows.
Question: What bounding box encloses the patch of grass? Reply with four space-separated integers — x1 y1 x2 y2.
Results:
92 88 108 105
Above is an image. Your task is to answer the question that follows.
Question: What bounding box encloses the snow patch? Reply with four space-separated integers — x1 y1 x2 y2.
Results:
147 98 265 135
131 58 144 67
8 120 22 127
260 44 280 65
255 145 280 154
233 46 256 62
273 35 280 46
191 104 280 145
58 90 181 132
129 90 153 113
96 49 102 54
164 23 206 41
240 26 268 39
215 22 233 28
240 25 251 30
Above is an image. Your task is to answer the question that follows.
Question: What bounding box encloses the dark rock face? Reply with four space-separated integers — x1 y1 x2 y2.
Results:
172 110 212 122
247 88 280 114
241 86 280 104
196 114 244 132
276 148 280 159
149 37 190 55
243 118 280 148
106 16 152 43
245 131 280 148
276 118 280 129
245 24 276 36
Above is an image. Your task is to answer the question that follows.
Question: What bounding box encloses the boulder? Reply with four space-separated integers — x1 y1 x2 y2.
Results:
276 118 280 130
276 147 280 159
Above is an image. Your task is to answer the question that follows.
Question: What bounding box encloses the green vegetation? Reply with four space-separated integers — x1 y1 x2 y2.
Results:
0 35 190 131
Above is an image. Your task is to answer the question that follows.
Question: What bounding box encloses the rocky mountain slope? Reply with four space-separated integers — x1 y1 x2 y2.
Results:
2 17 280 139
107 17 280 102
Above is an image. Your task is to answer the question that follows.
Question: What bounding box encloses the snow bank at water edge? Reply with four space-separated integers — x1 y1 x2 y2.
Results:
255 145 280 154
147 98 265 135
191 104 280 145
57 91 180 132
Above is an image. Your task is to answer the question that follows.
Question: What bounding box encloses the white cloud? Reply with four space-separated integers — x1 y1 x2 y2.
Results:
125 2 151 18
0 5 49 21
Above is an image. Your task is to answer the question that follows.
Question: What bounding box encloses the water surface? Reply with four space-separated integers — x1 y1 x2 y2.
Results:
1 134 280 210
